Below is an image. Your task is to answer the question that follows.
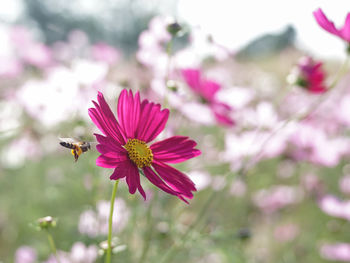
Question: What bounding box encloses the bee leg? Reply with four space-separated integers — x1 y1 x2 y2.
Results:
71 149 79 162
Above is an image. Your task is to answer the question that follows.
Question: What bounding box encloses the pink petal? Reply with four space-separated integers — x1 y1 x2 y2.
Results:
143 166 188 203
201 80 220 101
340 13 350 42
313 8 342 37
151 136 201 163
117 90 141 139
96 155 128 168
88 92 126 145
152 161 196 199
181 68 201 93
109 161 133 180
211 102 235 126
94 134 126 153
123 160 145 199
136 99 169 143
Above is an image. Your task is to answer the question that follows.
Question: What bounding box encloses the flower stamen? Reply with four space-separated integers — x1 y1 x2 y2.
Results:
124 139 153 168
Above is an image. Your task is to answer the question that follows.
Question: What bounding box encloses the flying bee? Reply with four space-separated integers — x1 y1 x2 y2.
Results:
59 138 93 162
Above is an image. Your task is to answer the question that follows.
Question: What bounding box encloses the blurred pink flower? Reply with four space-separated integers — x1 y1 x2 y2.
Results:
320 243 350 262
319 195 350 220
91 43 121 65
15 246 37 263
313 8 350 42
289 122 348 167
20 43 53 69
295 56 327 94
340 175 350 195
181 68 234 126
274 223 299 242
45 242 97 263
89 90 201 202
0 57 22 78
70 242 98 263
253 185 303 213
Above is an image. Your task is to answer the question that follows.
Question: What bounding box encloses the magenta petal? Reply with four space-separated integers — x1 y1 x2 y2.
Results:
109 161 133 180
313 8 342 37
96 155 128 168
201 80 220 101
89 96 126 145
181 68 201 93
151 136 201 163
152 161 196 199
117 90 141 139
143 166 188 203
94 134 126 153
123 160 145 198
136 100 169 143
340 13 350 42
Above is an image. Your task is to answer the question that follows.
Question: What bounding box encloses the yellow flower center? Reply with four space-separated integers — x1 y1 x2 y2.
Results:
124 139 153 168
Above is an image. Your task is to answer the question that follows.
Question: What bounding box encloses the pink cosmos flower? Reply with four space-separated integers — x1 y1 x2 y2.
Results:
320 243 350 262
313 8 350 43
91 43 121 65
181 68 235 126
89 90 201 202
295 56 327 94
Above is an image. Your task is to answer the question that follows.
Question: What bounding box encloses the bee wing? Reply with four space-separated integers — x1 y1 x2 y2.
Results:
58 137 77 143
89 142 98 150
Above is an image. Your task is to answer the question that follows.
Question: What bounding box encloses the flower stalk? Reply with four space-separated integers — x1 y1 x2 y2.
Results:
105 180 119 263
46 230 60 263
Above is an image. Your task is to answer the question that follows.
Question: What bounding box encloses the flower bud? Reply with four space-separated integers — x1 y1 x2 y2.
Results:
166 22 182 37
37 216 57 230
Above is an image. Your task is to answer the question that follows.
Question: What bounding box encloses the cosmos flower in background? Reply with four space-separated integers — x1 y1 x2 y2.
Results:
78 198 130 237
313 8 350 44
89 90 201 202
288 56 327 94
91 43 121 65
181 68 235 126
320 243 350 262
14 246 37 263
318 195 350 221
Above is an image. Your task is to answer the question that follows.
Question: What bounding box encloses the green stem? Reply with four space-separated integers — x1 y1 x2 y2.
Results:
46 231 60 263
329 54 350 89
105 180 119 263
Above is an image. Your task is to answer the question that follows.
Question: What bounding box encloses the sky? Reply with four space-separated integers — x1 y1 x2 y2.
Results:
178 0 350 59
1 0 349 59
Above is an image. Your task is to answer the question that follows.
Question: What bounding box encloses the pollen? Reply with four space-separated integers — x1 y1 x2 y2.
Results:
124 139 153 168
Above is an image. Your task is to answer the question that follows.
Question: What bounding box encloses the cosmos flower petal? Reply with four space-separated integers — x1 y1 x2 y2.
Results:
201 80 220 101
117 90 141 138
124 161 140 195
96 155 128 168
152 161 196 199
313 8 341 36
340 13 350 41
97 92 127 143
136 100 169 143
89 94 126 144
94 133 126 153
211 102 235 126
143 166 188 203
181 68 201 93
110 162 130 180
151 136 201 163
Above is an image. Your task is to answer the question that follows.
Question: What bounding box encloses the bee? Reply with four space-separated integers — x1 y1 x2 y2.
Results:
59 138 92 162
